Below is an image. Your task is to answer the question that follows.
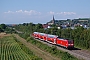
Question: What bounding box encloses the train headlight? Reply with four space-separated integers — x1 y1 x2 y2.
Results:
68 44 70 45
71 44 73 45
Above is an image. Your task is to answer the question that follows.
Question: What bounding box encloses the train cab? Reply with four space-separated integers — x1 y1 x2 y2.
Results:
56 38 74 49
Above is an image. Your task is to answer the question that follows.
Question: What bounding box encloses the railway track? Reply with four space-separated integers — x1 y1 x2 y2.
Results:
35 38 90 60
71 49 90 60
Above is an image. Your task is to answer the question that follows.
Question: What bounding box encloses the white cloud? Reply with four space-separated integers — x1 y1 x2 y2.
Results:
48 11 55 15
16 10 23 13
48 11 76 15
4 10 41 15
4 10 76 16
4 11 14 13
25 10 41 15
57 12 76 15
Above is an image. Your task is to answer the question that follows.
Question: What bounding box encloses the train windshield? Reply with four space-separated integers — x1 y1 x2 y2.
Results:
68 40 73 44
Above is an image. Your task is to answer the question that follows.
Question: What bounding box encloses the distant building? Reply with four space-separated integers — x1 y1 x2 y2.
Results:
47 16 90 28
47 15 55 25
72 18 90 27
42 24 48 29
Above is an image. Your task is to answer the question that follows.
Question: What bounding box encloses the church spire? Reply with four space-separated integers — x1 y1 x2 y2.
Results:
53 15 55 21
52 15 55 24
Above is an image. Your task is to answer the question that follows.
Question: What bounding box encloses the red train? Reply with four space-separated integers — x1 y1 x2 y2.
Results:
32 32 74 49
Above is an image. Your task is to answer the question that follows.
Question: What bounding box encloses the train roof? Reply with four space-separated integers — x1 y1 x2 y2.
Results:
58 38 73 41
34 32 39 34
34 32 47 35
39 33 46 35
47 34 58 38
39 33 45 34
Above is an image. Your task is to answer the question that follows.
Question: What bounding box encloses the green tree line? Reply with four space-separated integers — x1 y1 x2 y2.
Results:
14 23 90 49
0 24 16 33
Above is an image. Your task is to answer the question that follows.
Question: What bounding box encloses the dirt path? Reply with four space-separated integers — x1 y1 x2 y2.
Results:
13 34 60 60
0 33 10 38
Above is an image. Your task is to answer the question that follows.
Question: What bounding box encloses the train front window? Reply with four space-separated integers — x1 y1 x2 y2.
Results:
68 41 73 44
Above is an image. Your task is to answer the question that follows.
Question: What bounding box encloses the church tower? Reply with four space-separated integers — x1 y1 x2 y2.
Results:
52 15 55 24
53 15 55 21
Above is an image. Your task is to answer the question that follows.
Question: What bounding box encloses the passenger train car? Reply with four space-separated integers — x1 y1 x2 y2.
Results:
32 32 74 49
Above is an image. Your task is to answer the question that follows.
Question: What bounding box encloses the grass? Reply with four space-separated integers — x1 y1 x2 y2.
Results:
26 36 78 60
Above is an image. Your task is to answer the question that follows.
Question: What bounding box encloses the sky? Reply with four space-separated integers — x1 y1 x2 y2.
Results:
0 0 90 24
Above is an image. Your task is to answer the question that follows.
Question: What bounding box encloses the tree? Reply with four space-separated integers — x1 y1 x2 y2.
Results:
0 28 3 32
0 24 7 29
34 23 43 32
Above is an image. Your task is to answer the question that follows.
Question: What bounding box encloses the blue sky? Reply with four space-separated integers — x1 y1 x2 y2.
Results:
0 0 90 24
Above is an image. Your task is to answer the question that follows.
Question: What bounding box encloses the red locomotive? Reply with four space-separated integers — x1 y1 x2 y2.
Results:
32 32 74 49
56 38 74 49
